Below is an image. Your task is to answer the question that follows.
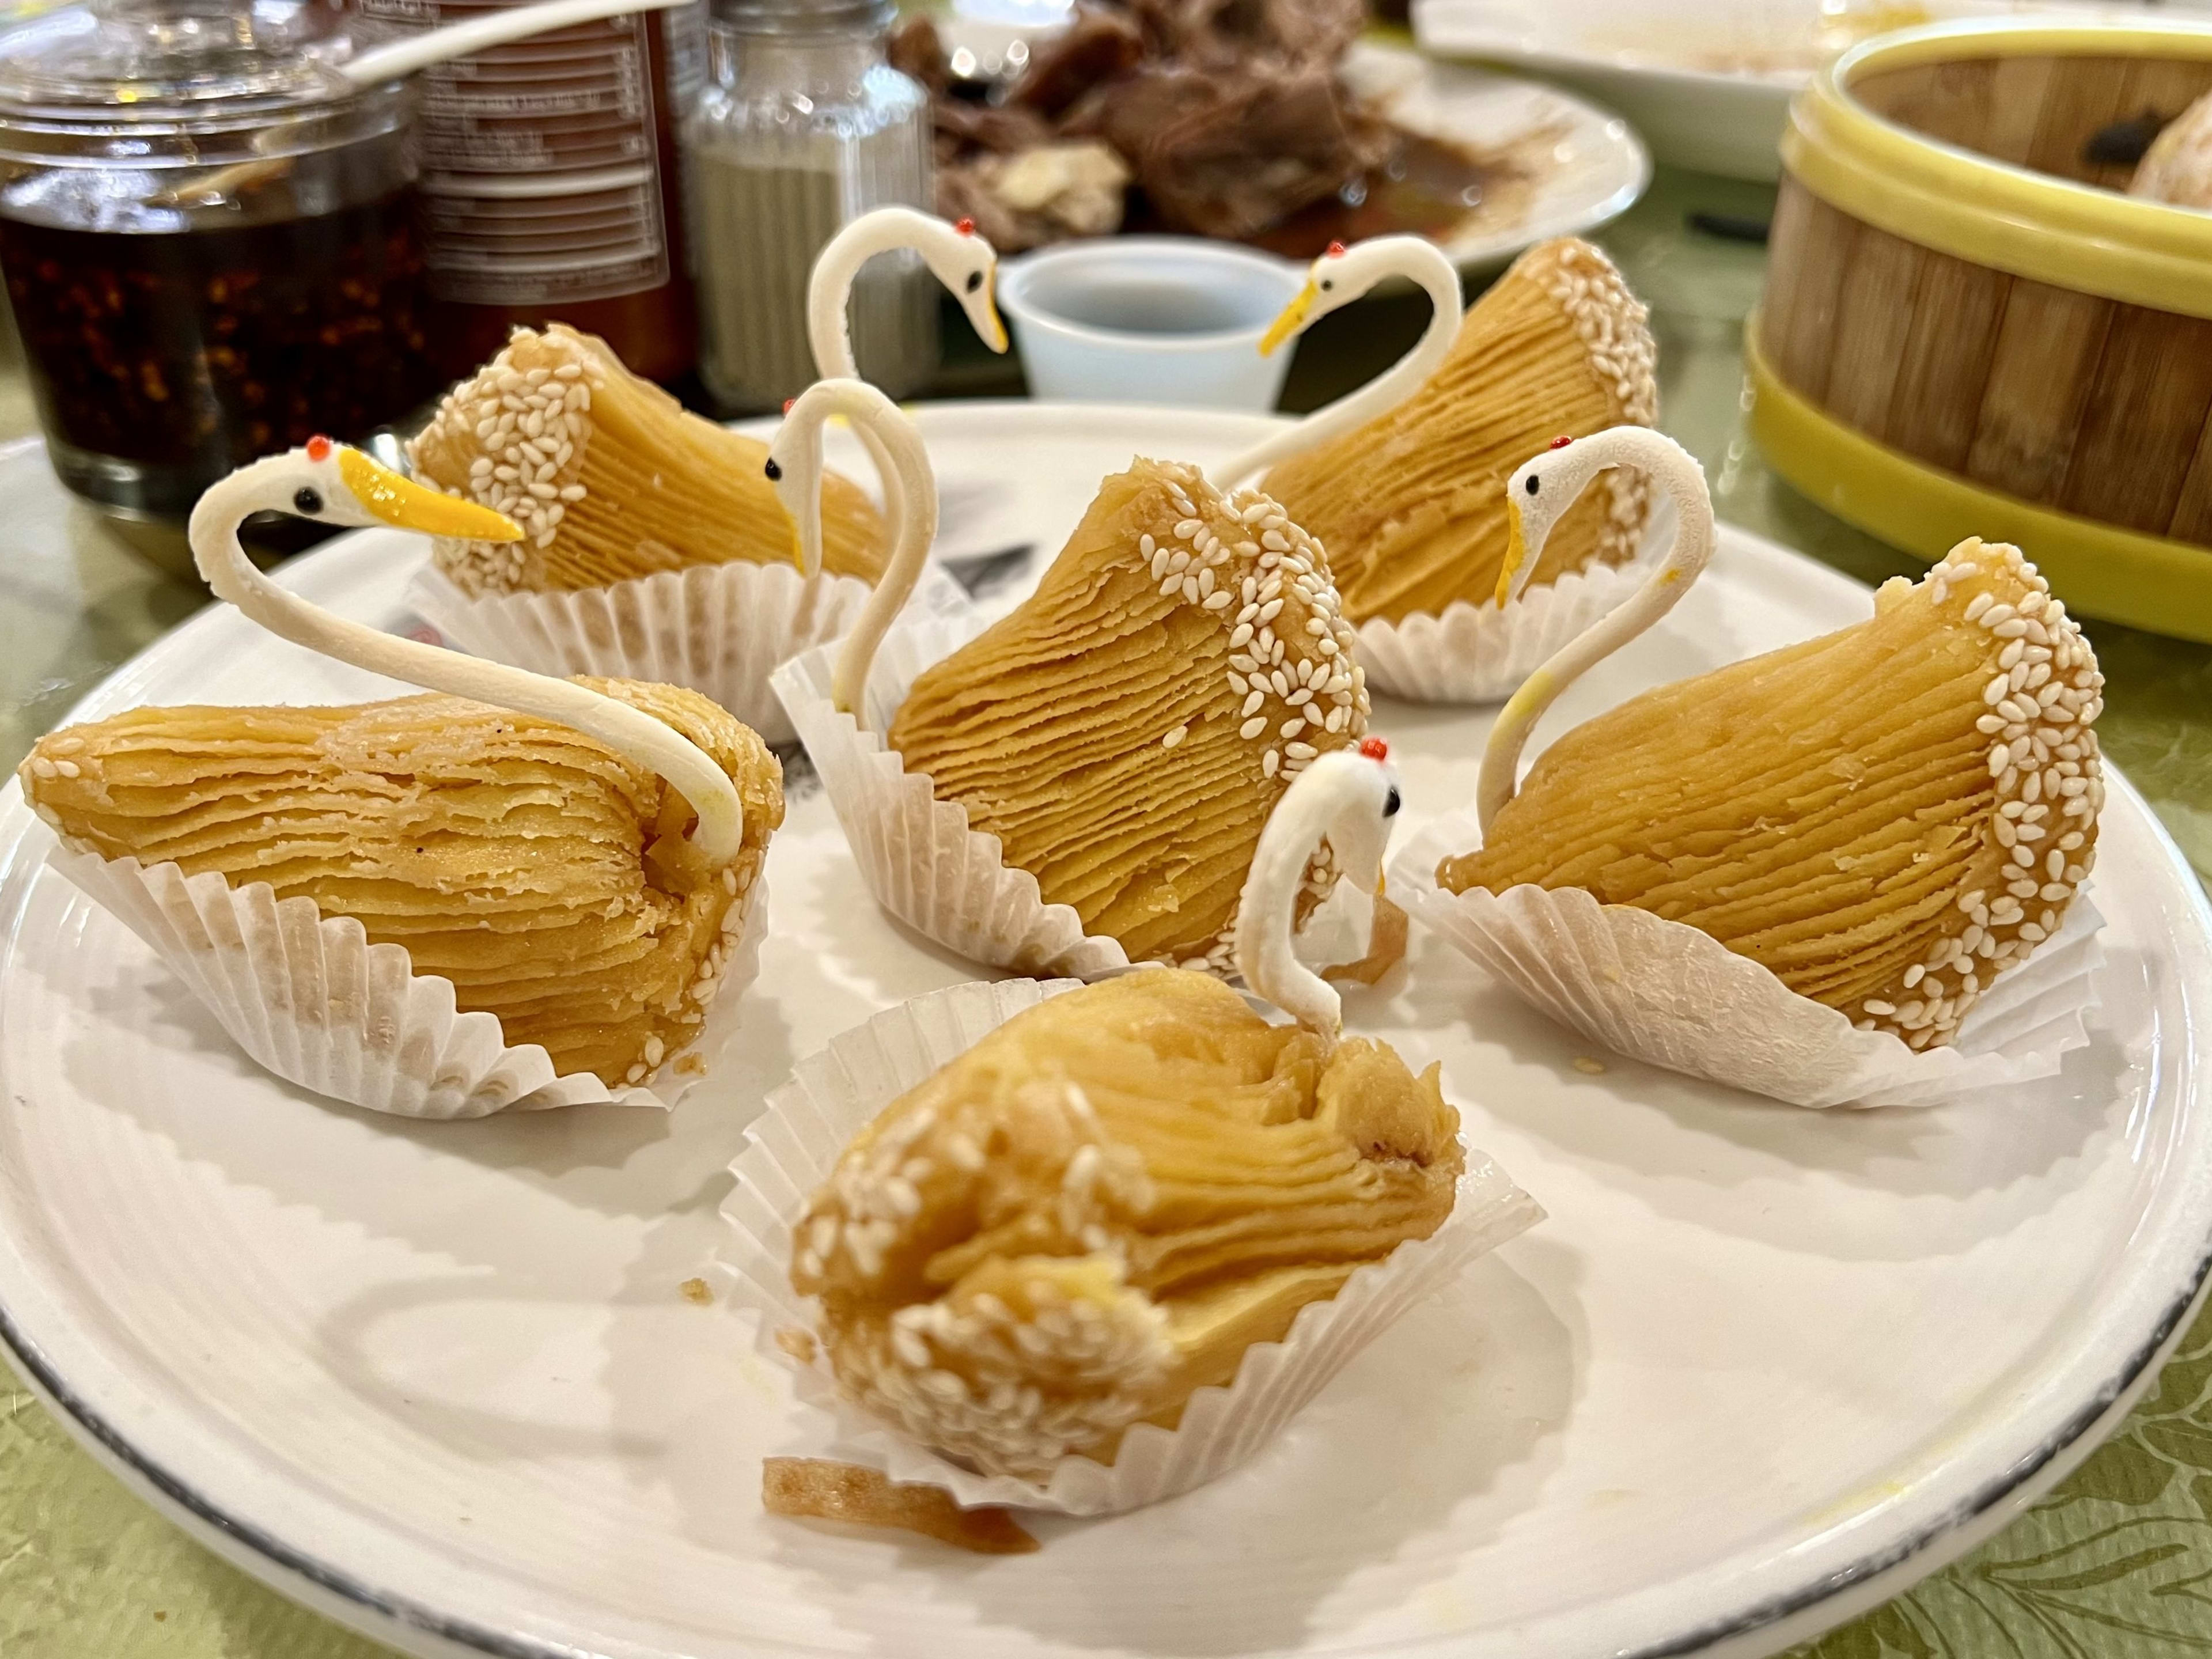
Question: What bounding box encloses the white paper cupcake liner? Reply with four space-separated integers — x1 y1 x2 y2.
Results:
407 558 972 748
43 839 769 1120
1355 556 1653 704
1353 491 1674 705
718 976 1545 1515
773 612 1131 978
1392 806 2105 1110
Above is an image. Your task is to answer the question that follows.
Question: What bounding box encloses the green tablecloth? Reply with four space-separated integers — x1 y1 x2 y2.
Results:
2 166 2210 1659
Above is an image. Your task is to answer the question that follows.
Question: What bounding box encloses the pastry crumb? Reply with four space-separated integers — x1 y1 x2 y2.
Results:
763 1457 1039 1554
679 1277 713 1305
675 1052 708 1077
775 1325 819 1364
1572 1056 1607 1075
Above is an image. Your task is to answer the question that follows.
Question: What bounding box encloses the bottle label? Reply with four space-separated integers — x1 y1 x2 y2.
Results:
360 0 674 306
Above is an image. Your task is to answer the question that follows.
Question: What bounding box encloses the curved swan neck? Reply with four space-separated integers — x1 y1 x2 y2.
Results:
1234 752 1391 1044
1476 431 1714 835
190 466 745 867
787 384 936 722
1213 242 1463 489
806 214 895 380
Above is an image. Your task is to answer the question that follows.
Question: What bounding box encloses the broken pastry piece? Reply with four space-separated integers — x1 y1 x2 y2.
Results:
407 323 887 598
762 1459 1040 1553
20 440 782 1107
888 457 1371 969
1257 237 1658 625
1444 536 2103 1050
786 751 1499 1483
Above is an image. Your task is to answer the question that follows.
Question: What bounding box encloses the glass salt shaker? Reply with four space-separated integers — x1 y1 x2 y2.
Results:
0 0 438 531
684 0 934 411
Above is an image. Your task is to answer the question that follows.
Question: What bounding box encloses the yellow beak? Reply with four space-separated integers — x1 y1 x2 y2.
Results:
1495 501 1529 607
980 270 1009 354
338 448 524 541
1259 279 1319 358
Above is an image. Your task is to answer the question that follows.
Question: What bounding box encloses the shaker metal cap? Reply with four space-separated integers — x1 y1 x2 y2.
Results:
710 0 897 38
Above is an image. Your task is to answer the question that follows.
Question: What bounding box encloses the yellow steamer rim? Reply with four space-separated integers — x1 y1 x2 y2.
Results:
1752 16 2212 642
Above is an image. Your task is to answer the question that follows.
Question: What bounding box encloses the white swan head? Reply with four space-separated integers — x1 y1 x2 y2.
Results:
1259 235 1441 357
1494 434 1605 607
1234 737 1403 1043
906 209 1008 354
763 399 828 581
1495 427 1707 607
189 437 522 565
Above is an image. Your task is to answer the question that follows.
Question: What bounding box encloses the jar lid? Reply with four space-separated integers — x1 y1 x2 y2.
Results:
0 0 374 119
711 0 897 38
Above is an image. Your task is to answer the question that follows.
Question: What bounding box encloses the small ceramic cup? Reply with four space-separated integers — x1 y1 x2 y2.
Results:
998 236 1306 410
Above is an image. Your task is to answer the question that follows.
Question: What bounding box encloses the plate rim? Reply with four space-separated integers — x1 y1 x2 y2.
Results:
2 402 2210 1659
1344 39 1653 269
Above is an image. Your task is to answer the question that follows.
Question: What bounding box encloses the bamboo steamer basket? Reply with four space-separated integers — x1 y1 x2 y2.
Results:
1751 17 2212 643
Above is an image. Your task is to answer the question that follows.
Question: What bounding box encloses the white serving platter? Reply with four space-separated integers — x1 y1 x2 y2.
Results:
0 402 2207 1659
1410 0 2144 180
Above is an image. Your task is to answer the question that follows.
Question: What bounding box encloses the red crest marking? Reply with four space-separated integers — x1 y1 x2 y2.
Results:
1325 240 1347 258
955 217 976 236
306 434 332 461
782 398 797 414
1549 435 1575 450
1358 736 1389 762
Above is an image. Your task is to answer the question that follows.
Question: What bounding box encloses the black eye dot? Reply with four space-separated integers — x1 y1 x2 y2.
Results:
293 487 323 516
965 270 983 293
763 458 782 482
1320 279 1334 291
1524 475 1540 495
1383 785 1401 817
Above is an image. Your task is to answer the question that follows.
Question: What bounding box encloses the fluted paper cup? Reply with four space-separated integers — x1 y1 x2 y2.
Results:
1354 493 1672 705
1393 806 2104 1109
718 977 1545 1516
43 839 768 1119
408 559 972 747
1357 558 1652 704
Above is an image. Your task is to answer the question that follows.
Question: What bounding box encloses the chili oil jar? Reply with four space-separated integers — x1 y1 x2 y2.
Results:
0 0 438 527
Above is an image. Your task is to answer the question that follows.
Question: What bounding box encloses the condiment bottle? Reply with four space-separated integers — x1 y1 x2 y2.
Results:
0 0 438 525
684 0 934 411
355 0 704 384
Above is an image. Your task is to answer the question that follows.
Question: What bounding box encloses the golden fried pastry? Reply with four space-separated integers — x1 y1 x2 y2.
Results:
888 458 1370 969
1442 537 2104 1049
408 324 888 597
1262 238 1657 624
791 969 1463 1479
761 1458 1039 1554
21 677 783 1084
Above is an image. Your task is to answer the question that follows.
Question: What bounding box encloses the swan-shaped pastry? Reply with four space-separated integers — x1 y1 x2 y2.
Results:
1239 235 1658 647
1429 427 2104 1060
770 379 1374 975
783 743 1484 1482
20 440 783 1099
809 208 1007 559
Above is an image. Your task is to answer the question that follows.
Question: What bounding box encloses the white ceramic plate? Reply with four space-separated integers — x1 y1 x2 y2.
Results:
1 403 2210 1659
1343 41 1651 268
1411 0 2149 180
